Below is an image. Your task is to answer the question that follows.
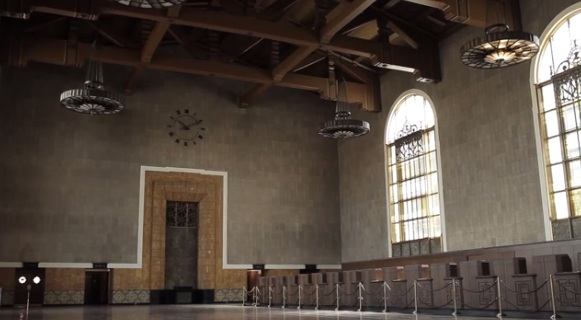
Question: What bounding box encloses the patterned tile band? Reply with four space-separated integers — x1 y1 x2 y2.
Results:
44 291 84 305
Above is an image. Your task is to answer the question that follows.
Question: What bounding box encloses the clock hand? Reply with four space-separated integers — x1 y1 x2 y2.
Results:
170 116 190 130
186 119 204 128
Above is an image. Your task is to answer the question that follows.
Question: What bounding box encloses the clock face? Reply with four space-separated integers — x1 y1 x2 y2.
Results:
167 109 205 146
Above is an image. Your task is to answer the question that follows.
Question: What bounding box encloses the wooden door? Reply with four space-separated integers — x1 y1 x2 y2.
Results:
84 270 110 305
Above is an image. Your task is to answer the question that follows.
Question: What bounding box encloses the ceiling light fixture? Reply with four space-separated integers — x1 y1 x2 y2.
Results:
461 24 539 69
60 42 124 115
460 0 539 69
319 60 370 139
113 0 187 8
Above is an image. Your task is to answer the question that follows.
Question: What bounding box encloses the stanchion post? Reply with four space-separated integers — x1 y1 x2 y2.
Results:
268 286 273 308
335 283 340 311
297 285 302 310
549 274 557 320
357 282 363 312
282 286 286 309
412 280 418 315
452 279 458 316
315 284 319 310
382 281 389 313
254 286 260 307
496 277 503 319
26 285 31 319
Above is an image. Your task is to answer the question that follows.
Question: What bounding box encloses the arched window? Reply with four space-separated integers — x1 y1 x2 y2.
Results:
386 91 442 256
534 8 581 239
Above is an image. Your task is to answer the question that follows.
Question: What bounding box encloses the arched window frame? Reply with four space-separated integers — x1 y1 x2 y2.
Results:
384 89 446 257
531 3 581 240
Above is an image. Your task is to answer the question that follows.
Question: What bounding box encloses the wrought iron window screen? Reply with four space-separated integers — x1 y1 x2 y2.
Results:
536 15 581 221
388 111 440 244
394 120 425 161
166 201 199 228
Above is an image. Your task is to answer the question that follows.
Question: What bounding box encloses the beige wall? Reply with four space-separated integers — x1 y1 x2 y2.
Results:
0 65 341 266
338 0 580 262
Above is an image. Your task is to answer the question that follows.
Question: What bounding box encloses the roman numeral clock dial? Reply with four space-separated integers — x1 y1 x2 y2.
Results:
167 109 205 146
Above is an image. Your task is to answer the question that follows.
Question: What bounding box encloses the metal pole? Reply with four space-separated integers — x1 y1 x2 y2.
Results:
297 285 302 310
268 286 273 308
496 277 503 319
282 286 286 309
335 283 340 311
549 274 557 320
315 284 319 310
357 282 363 312
254 286 260 307
413 280 418 315
26 285 31 320
452 280 458 316
382 282 388 313
242 287 247 306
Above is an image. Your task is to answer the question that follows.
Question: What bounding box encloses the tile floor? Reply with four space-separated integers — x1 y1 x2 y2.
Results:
0 305 550 320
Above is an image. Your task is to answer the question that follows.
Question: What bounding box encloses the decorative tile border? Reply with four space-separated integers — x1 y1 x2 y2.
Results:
44 291 84 305
214 288 243 302
1 290 14 306
112 289 150 304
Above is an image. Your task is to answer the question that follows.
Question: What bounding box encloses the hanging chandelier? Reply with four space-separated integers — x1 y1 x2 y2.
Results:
318 61 370 139
60 43 124 115
113 0 187 8
460 0 538 69
461 23 539 69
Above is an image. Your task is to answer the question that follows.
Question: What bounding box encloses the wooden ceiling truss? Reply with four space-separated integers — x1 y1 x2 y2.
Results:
0 0 507 112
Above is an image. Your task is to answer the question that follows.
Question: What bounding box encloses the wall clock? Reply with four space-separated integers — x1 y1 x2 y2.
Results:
167 109 205 146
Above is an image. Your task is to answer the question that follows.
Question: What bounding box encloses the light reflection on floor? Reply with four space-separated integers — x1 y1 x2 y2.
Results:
0 304 543 320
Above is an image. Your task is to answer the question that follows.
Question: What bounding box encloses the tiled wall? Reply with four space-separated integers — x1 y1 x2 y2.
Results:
338 0 580 262
214 288 244 303
44 291 84 305
112 290 150 304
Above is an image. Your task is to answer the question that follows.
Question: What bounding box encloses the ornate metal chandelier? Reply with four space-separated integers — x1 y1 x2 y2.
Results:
460 0 539 69
318 61 370 139
461 24 539 69
113 0 187 8
60 44 124 115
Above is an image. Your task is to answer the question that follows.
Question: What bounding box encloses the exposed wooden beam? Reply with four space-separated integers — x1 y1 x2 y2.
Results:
11 35 373 109
384 0 402 9
238 83 271 107
13 0 443 82
19 2 383 59
292 53 325 72
402 0 487 27
258 0 298 21
320 0 376 44
345 19 378 40
20 16 67 33
141 21 170 63
334 58 381 112
387 20 420 49
85 21 138 49
277 0 313 24
272 45 317 81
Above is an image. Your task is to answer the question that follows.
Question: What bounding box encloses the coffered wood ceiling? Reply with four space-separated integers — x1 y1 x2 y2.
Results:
0 0 520 111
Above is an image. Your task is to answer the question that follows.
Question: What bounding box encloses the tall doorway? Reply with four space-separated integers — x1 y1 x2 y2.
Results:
165 201 199 290
84 270 110 305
